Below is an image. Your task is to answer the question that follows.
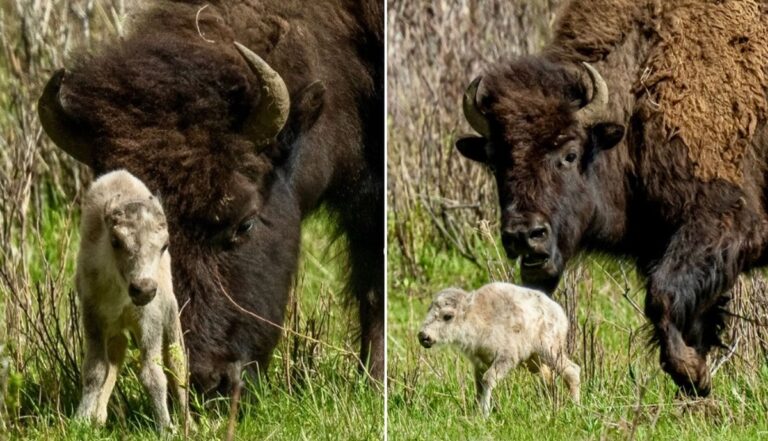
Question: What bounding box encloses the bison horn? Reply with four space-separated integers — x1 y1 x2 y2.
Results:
234 42 290 148
575 62 609 126
38 69 93 165
462 76 491 138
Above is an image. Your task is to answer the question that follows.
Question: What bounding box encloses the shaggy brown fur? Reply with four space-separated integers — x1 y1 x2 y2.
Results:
549 0 768 185
456 0 768 396
41 0 383 392
642 1 768 184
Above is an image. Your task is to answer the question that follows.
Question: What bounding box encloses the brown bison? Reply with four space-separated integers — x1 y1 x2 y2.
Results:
456 0 768 396
38 0 383 392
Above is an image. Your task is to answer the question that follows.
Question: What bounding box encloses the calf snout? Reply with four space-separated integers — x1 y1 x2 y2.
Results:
418 331 434 348
501 213 551 259
129 278 157 306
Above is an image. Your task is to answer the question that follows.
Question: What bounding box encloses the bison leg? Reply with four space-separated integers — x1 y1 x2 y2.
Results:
343 207 385 381
644 216 752 396
358 290 384 381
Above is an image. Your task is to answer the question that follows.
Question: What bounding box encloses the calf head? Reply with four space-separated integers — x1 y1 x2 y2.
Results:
418 288 467 348
456 58 625 293
104 197 168 306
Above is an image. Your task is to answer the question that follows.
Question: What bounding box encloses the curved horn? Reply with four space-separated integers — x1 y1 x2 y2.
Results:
234 42 290 148
462 76 491 137
575 62 609 126
38 69 93 164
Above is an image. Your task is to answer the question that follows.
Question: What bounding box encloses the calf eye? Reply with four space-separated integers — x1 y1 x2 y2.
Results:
111 236 122 249
442 313 454 322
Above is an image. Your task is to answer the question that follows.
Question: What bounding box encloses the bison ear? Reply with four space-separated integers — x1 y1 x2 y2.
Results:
292 80 326 134
590 122 624 151
455 135 488 163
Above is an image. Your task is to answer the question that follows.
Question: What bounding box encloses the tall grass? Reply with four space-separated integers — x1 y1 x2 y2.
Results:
0 2 382 439
387 1 768 439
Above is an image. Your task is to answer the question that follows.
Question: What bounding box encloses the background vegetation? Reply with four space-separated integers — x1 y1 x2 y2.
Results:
387 1 768 439
0 1 382 439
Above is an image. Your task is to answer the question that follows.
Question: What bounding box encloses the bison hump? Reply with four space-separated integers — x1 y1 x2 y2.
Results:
639 0 768 184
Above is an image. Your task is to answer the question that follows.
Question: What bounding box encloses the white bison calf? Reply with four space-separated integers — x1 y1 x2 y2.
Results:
75 170 187 430
418 282 580 416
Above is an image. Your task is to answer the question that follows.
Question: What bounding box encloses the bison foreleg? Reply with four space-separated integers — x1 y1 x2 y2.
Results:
358 286 385 381
644 215 753 396
344 213 385 382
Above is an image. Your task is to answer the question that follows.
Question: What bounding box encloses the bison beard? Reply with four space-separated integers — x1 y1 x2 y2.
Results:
38 0 384 393
455 0 768 396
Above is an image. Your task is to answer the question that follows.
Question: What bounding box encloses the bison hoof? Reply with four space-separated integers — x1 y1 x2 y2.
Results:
660 345 711 397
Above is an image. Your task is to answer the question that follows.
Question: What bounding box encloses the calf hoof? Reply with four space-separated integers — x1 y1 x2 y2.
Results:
660 342 711 397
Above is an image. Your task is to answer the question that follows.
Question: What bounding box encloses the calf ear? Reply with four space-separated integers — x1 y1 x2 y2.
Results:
590 122 624 150
455 135 489 163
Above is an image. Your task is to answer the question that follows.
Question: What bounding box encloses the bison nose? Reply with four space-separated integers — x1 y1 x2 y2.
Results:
418 331 434 348
129 279 157 306
502 215 551 257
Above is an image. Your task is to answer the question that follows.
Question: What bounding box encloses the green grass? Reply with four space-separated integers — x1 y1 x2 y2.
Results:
387 216 768 440
0 201 383 441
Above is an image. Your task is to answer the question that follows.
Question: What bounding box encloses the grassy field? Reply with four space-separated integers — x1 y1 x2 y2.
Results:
386 212 768 440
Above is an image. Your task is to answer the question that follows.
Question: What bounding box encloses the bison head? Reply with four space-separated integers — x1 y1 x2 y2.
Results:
456 58 625 293
38 36 326 393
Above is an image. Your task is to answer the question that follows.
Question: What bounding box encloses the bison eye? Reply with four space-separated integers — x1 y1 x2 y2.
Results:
111 236 122 249
564 152 578 163
237 219 256 235
442 313 454 322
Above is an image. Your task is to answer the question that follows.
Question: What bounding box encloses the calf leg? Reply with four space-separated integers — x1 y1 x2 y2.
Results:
473 365 487 410
548 353 580 404
139 338 171 430
94 334 127 423
163 313 188 419
645 214 760 396
478 357 516 417
523 354 554 386
76 327 109 423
